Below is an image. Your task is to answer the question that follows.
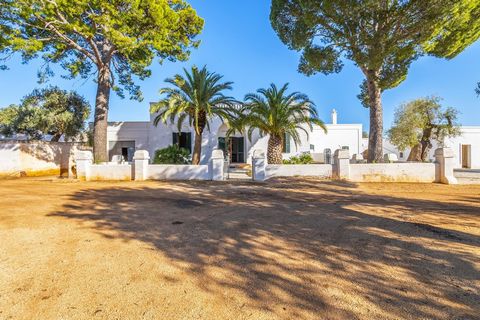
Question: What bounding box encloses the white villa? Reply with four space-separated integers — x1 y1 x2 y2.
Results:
106 107 480 169
107 108 363 165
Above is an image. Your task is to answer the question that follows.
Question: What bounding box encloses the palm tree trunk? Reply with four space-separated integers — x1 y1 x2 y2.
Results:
267 134 283 164
192 128 203 165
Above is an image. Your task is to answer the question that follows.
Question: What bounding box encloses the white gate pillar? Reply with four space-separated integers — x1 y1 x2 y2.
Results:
252 149 266 181
210 149 225 181
435 148 458 184
334 149 350 180
75 150 93 181
134 150 150 181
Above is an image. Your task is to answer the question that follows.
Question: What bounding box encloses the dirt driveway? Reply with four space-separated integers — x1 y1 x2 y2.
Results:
0 178 479 320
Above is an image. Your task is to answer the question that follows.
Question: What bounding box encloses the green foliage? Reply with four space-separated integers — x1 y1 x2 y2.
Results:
270 0 480 162
283 153 314 165
0 0 14 69
0 87 90 141
241 83 326 144
270 1 479 96
5 0 204 100
153 145 191 164
151 65 238 164
387 97 460 160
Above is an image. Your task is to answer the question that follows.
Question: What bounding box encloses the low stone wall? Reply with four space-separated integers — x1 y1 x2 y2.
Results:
253 148 459 184
75 149 225 181
0 141 87 178
265 164 332 180
147 165 210 180
349 163 436 183
88 164 133 181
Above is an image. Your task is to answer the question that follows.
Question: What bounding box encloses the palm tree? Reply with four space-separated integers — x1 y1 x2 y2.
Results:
151 66 237 165
242 83 326 164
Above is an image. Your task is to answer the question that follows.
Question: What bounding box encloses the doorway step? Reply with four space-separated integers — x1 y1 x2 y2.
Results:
227 164 251 180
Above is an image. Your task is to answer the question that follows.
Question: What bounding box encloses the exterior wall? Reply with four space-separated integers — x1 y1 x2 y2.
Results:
146 165 210 180
107 122 150 161
265 164 332 179
349 163 436 182
0 141 86 178
309 124 363 157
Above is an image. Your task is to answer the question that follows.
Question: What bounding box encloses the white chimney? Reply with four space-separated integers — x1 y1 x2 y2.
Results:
331 109 338 124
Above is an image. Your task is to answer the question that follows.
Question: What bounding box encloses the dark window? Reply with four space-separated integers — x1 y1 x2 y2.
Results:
342 146 349 150
310 144 315 151
400 152 404 158
324 148 332 164
173 132 192 154
282 133 291 153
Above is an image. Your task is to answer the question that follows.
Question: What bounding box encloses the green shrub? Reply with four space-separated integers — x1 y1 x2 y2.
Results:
282 153 314 164
153 145 191 164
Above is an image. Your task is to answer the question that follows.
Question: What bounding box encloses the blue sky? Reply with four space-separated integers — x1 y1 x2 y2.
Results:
1 1 479 130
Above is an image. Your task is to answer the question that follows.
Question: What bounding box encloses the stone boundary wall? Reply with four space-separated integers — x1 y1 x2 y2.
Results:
265 164 332 180
253 148 459 185
146 165 210 180
349 163 436 183
88 164 133 181
0 141 88 178
75 149 224 181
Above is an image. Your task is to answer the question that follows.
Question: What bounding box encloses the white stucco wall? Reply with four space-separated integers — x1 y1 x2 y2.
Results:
309 124 363 157
349 163 436 182
0 141 85 177
107 122 150 160
265 164 332 179
88 164 132 181
147 164 210 180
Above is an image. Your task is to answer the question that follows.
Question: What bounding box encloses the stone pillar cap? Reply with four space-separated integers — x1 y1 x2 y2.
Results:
334 149 350 159
212 149 224 159
133 150 150 160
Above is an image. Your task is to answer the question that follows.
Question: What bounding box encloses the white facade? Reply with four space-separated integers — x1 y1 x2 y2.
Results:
106 108 364 164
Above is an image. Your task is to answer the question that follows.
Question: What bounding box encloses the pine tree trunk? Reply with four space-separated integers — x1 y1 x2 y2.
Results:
365 70 384 163
267 134 283 164
93 66 111 163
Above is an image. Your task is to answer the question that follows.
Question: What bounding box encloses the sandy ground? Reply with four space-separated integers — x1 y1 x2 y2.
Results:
0 178 479 320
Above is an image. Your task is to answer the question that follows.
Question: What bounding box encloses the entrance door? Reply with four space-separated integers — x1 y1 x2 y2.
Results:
230 137 245 163
462 145 471 168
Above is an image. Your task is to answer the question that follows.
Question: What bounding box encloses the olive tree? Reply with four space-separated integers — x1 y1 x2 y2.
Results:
387 97 459 162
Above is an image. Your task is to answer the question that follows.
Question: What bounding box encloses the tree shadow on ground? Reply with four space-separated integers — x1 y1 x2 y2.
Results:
48 179 480 319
